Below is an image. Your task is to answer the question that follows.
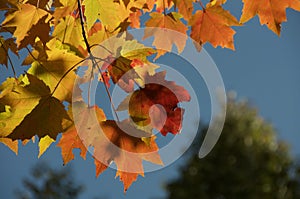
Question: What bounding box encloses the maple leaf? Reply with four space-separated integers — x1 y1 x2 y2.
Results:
0 138 18 155
0 74 51 137
0 37 18 67
189 5 240 50
1 4 51 48
57 125 88 165
107 56 135 84
94 120 162 191
25 0 54 9
83 0 151 32
107 57 158 92
57 104 88 165
240 0 300 35
68 101 107 147
0 72 70 141
144 0 155 11
87 22 111 47
83 0 126 30
118 0 147 9
144 12 188 58
8 96 70 140
155 0 174 13
84 35 157 92
173 0 193 20
38 135 55 158
53 16 86 49
58 0 77 7
70 103 162 191
118 71 191 136
129 10 142 28
24 39 83 102
22 136 35 146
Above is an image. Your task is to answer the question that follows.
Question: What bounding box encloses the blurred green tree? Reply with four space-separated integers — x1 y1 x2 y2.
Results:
16 162 84 199
166 99 300 199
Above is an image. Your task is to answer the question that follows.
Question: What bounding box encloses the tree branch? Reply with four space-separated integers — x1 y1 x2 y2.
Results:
76 0 120 121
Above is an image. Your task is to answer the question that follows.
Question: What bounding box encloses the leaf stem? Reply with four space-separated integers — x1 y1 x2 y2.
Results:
163 0 167 16
198 0 205 10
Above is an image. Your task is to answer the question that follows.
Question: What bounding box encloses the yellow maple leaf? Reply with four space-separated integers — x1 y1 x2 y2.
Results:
38 135 55 158
1 4 51 48
0 74 51 137
8 96 70 140
24 39 83 102
53 16 86 49
83 0 127 30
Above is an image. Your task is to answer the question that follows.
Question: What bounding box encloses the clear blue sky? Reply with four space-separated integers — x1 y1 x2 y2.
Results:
0 2 300 199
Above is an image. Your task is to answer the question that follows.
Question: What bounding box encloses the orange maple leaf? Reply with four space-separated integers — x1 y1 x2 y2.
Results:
173 0 194 20
129 10 142 28
94 120 162 191
0 138 18 155
144 12 188 58
240 0 300 35
189 5 240 50
67 103 162 191
57 125 88 165
155 0 173 13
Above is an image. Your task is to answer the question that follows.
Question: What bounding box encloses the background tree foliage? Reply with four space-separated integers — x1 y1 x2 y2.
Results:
16 162 84 199
166 99 300 199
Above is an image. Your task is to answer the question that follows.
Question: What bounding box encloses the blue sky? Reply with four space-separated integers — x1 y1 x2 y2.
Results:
1 3 300 199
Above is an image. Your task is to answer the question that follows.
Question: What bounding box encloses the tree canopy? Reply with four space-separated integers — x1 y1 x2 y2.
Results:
166 99 300 199
16 163 84 199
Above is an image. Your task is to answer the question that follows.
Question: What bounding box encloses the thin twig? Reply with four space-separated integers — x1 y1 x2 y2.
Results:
198 0 205 10
25 46 38 61
51 59 86 95
76 0 120 121
93 59 120 121
77 0 91 54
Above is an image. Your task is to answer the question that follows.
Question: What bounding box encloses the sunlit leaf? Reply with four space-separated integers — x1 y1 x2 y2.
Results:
189 5 240 50
240 0 300 35
1 4 51 48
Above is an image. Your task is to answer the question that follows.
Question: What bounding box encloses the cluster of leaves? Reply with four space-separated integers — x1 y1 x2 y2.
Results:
0 0 299 191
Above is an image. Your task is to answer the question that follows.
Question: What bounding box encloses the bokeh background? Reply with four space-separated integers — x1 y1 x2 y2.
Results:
0 1 300 198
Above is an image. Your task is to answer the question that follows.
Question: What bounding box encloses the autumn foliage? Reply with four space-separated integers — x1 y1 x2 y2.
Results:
0 0 299 191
